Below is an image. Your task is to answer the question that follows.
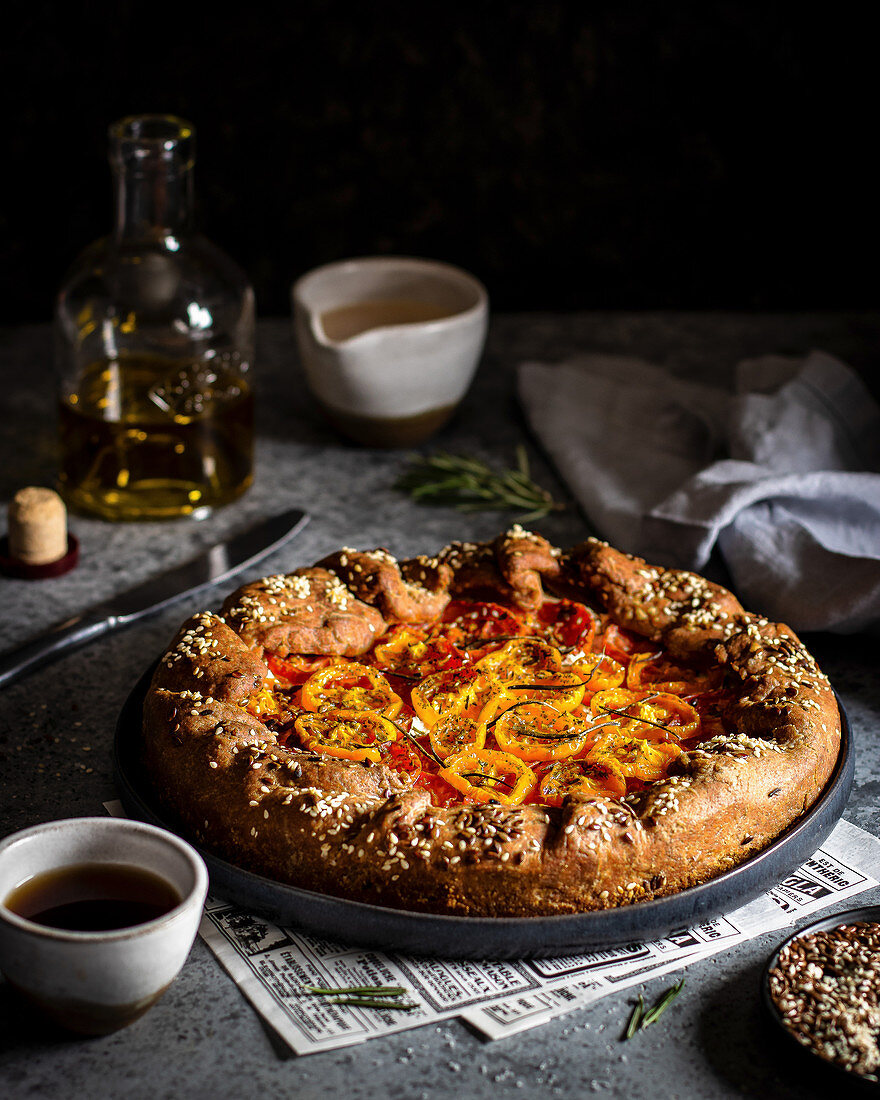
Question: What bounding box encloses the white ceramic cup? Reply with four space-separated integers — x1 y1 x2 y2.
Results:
292 256 488 446
0 817 208 1035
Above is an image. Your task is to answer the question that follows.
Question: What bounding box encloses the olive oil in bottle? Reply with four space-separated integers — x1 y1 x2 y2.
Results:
58 354 253 520
55 115 255 520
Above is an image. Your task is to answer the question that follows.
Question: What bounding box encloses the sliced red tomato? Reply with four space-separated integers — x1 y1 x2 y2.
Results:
569 653 626 694
626 652 724 697
266 652 334 687
592 619 656 664
245 686 281 717
537 599 597 651
437 600 526 649
413 770 463 808
500 668 586 715
381 738 423 782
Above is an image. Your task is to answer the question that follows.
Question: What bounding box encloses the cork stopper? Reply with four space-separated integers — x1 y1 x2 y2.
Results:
8 488 69 565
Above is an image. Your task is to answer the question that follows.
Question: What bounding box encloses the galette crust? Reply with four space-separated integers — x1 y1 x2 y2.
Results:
142 529 841 917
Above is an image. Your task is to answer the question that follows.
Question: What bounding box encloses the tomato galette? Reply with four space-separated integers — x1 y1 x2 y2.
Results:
142 528 840 916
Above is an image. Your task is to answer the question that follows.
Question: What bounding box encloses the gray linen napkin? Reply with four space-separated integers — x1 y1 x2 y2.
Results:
518 350 880 633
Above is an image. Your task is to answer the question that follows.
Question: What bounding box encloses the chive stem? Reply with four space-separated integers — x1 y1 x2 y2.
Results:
625 994 644 1039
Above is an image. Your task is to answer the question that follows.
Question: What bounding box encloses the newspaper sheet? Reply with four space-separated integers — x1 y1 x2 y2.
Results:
465 818 880 1039
104 804 880 1055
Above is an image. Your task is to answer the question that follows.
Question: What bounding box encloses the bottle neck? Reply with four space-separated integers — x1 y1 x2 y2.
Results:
108 115 197 242
113 164 194 240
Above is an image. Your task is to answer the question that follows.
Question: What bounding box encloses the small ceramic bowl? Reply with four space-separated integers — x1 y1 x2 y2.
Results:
762 904 880 1093
0 817 208 1035
292 256 488 446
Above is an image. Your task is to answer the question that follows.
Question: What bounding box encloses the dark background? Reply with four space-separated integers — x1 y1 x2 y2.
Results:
3 3 877 321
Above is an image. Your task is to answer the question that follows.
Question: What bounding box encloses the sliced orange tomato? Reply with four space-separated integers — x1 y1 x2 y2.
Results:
537 599 597 651
246 686 281 717
439 747 537 805
569 652 626 693
429 712 487 761
626 652 724 697
590 688 700 740
294 709 399 763
586 729 681 781
538 758 627 805
300 662 402 718
493 702 592 761
476 637 563 680
411 665 500 729
261 594 722 812
372 625 464 677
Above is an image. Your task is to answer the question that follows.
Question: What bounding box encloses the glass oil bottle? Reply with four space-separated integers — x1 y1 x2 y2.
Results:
55 115 255 520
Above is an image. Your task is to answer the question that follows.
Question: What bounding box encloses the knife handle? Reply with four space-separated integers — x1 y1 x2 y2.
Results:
0 615 113 689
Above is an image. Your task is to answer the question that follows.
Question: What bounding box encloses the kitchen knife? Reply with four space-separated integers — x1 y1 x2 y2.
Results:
0 507 309 689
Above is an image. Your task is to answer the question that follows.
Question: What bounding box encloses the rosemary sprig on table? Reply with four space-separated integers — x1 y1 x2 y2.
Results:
624 978 685 1038
301 984 419 1011
395 447 564 521
301 985 408 996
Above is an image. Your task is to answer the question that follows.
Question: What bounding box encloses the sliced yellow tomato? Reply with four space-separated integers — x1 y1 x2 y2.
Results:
372 626 464 677
501 668 586 715
538 758 627 805
590 688 700 740
411 665 499 729
586 730 681 781
569 653 626 693
493 702 592 761
300 662 402 718
439 747 536 805
294 708 399 763
429 712 487 761
476 637 563 680
246 687 281 717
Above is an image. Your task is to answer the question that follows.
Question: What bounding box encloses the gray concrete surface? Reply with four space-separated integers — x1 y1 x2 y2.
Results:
1 314 879 1099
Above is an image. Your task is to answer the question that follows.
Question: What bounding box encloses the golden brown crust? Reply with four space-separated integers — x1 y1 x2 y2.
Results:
560 538 744 661
438 527 561 611
316 547 453 623
221 568 386 657
141 529 842 917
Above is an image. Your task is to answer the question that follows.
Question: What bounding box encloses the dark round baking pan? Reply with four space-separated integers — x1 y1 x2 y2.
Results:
115 664 855 958
762 905 880 1093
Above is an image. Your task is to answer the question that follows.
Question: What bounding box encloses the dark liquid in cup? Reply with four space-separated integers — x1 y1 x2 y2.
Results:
4 863 182 931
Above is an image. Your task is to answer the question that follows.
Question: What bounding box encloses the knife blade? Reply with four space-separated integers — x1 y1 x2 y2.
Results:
0 507 309 689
